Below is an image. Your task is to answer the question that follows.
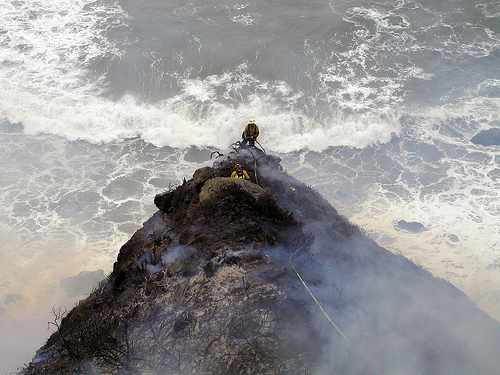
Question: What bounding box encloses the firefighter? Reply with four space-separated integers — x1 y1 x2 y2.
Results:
241 119 260 147
231 164 250 180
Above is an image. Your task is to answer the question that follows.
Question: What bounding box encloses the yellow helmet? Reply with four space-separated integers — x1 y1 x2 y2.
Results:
248 118 255 124
234 164 241 169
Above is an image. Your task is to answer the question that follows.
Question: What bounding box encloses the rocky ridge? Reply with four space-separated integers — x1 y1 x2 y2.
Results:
22 147 500 375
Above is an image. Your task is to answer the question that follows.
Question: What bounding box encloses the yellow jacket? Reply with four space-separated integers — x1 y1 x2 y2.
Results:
231 169 250 180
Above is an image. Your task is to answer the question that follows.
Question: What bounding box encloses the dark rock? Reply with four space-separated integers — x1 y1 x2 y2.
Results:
198 177 296 226
179 229 207 246
153 189 174 212
203 262 216 278
193 166 213 185
396 220 425 232
22 147 500 375
199 177 266 203
471 128 500 146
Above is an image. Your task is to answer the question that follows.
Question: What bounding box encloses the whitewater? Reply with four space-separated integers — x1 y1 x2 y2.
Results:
0 0 499 373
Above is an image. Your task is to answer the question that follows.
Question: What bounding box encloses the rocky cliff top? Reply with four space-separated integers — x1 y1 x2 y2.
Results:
22 147 500 375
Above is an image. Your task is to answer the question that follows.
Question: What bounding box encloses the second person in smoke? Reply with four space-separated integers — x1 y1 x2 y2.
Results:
241 119 260 147
231 164 250 180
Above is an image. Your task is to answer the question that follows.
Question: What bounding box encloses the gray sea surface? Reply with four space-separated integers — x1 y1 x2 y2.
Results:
1 0 499 373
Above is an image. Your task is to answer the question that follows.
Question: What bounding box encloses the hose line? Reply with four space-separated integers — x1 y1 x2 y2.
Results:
289 246 350 345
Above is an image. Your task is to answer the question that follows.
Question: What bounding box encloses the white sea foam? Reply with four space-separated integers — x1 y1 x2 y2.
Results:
2 0 499 153
2 1 500 373
0 0 409 152
477 2 500 19
0 0 129 137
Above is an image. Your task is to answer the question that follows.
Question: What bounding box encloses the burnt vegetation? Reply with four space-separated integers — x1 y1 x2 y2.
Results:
22 151 500 375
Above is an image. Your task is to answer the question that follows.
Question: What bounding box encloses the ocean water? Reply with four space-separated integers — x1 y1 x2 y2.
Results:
1 0 499 372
